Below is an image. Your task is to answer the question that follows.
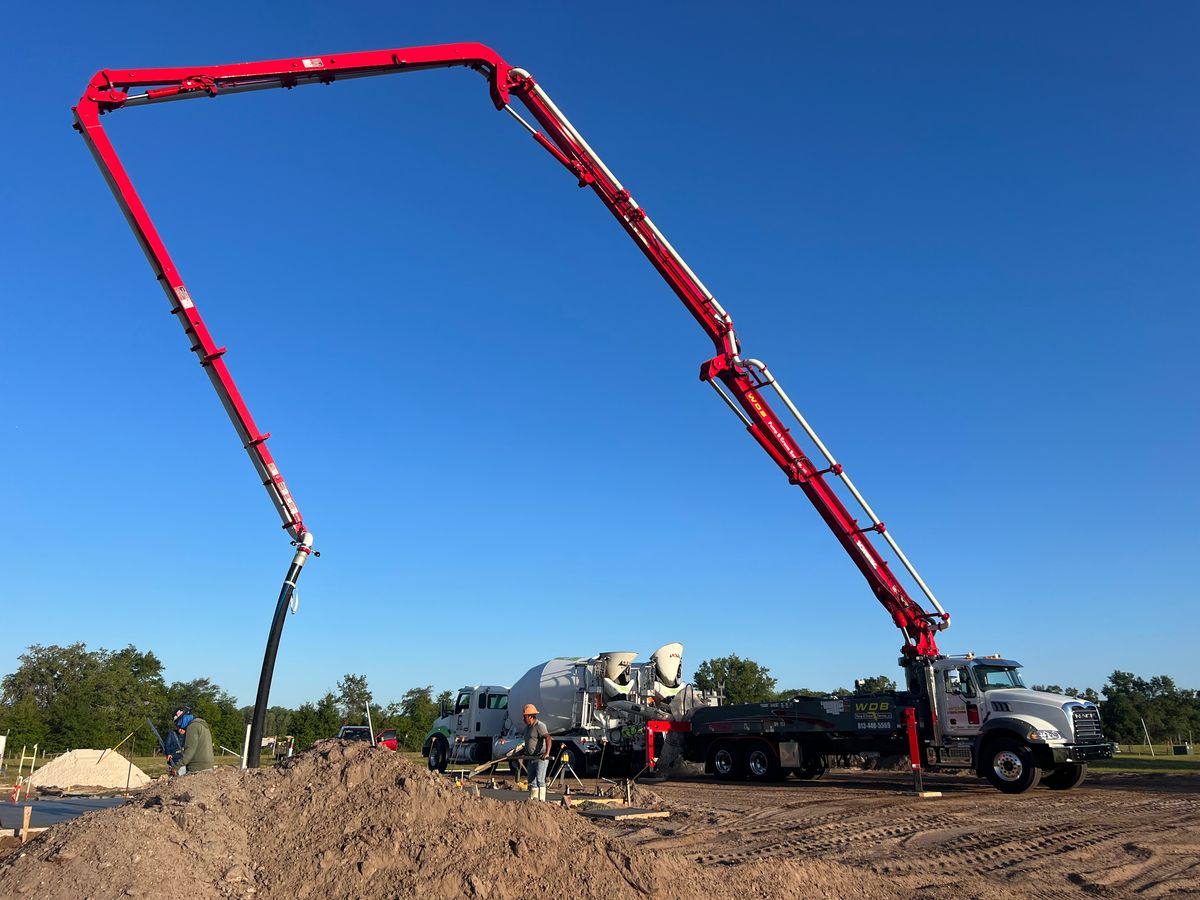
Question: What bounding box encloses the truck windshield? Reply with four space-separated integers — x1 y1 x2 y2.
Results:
973 666 1026 691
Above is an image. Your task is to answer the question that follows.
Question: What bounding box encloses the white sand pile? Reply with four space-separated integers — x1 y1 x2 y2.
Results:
28 749 150 791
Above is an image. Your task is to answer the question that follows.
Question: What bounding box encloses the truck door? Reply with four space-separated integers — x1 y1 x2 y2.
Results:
936 664 982 738
481 692 508 736
454 690 473 736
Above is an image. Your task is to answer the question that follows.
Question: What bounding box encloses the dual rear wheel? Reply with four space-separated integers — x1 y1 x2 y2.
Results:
710 740 822 782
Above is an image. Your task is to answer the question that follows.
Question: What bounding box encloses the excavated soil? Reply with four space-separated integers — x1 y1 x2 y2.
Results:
0 742 904 899
2 744 1195 898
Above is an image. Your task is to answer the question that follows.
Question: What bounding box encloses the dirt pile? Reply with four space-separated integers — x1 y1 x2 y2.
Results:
27 750 150 791
0 741 905 899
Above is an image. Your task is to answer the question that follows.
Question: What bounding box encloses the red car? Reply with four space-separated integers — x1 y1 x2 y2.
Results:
375 728 398 751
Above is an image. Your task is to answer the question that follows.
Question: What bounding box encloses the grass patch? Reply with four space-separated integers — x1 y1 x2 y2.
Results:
1091 751 1200 776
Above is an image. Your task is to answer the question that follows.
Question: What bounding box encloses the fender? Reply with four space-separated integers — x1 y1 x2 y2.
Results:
422 726 453 756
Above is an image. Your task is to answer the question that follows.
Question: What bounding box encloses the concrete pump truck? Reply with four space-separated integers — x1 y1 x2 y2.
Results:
74 42 1113 787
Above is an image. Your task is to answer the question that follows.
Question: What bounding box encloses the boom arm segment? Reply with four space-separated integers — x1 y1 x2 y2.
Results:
507 71 950 656
73 46 949 751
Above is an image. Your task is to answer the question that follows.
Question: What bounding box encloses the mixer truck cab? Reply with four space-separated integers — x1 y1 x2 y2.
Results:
422 685 509 772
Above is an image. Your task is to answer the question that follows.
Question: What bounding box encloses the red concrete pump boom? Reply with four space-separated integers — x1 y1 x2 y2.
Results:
73 43 950 761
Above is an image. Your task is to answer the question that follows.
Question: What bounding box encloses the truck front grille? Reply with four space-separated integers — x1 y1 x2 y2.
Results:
1072 707 1104 743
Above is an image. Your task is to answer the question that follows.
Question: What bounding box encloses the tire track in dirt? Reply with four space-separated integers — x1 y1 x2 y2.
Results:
619 773 1200 898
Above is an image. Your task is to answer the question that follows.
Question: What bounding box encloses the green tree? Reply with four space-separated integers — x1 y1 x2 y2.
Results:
397 686 439 751
165 677 243 754
1 643 167 753
692 655 777 705
853 675 897 695
773 687 824 700
336 674 373 723
1100 671 1200 745
0 696 49 751
289 702 322 751
316 692 342 736
2 643 101 711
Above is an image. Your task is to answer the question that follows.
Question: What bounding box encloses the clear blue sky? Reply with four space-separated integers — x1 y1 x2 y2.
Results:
3 3 1197 708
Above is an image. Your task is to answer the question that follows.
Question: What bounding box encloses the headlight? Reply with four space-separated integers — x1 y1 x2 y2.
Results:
1027 729 1064 742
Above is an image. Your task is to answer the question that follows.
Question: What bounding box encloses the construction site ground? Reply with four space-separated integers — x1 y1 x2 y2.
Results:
0 744 1196 898
612 770 1200 897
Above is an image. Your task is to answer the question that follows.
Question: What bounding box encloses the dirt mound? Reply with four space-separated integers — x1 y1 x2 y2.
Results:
0 741 904 899
27 750 150 791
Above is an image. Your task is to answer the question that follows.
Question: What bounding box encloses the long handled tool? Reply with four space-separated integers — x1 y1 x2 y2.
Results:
465 745 524 779
146 718 168 755
97 723 146 765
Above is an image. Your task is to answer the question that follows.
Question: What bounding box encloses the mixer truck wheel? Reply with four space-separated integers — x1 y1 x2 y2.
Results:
709 741 745 780
427 737 449 773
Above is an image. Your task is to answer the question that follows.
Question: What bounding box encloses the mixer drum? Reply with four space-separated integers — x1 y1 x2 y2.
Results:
507 657 591 734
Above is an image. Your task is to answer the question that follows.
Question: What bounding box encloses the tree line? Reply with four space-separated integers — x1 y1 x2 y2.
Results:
0 644 453 758
2 645 1196 759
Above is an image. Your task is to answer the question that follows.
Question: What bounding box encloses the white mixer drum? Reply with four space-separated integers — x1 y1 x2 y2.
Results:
651 642 684 687
600 651 637 684
507 657 591 734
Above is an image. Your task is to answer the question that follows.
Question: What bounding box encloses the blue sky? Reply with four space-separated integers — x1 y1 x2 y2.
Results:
3 3 1197 708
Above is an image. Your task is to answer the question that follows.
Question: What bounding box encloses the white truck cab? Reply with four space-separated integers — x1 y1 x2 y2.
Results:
422 685 510 771
927 655 1112 792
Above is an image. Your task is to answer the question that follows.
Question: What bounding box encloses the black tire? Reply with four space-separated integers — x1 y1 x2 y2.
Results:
794 756 828 780
427 736 449 773
746 741 782 782
983 738 1042 794
1042 763 1088 790
709 741 745 780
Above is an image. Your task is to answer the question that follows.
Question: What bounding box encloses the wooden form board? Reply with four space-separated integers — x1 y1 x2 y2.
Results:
579 807 670 821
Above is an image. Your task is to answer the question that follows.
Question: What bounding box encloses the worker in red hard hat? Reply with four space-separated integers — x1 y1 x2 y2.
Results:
522 703 551 802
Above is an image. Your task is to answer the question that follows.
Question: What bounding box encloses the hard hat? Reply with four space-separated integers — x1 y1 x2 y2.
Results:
522 703 539 716
177 713 195 731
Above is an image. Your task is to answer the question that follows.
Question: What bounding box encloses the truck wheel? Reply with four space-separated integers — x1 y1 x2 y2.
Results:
427 737 449 773
746 741 782 781
795 756 827 780
709 742 744 780
984 738 1041 794
1042 763 1088 790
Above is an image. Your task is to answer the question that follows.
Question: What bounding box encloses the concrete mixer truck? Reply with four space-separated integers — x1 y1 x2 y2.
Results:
422 643 714 775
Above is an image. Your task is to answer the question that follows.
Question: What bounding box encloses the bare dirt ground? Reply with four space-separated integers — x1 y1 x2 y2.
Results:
613 770 1200 898
1 746 1195 898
